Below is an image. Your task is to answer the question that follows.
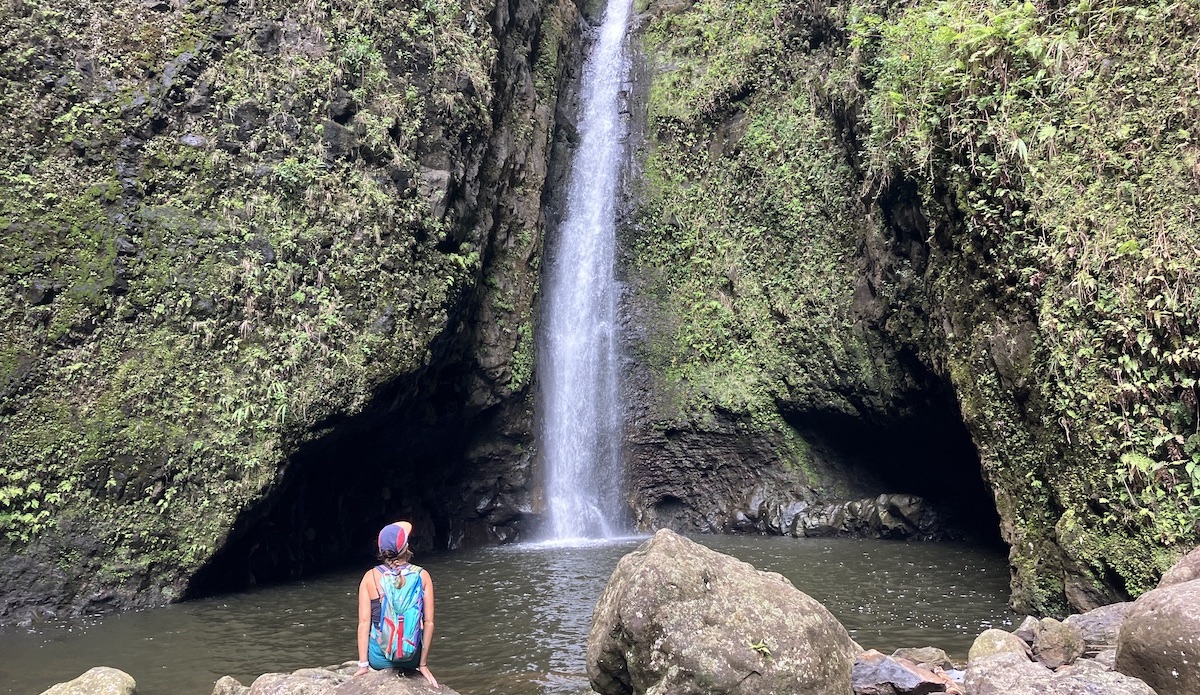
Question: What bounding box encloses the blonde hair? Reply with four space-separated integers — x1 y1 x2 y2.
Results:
378 547 414 587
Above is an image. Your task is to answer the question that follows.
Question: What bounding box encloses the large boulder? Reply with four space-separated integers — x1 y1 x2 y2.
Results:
966 652 1155 695
1156 546 1200 589
1062 602 1130 652
586 529 856 695
39 668 136 695
1030 618 1084 669
1115 579 1200 695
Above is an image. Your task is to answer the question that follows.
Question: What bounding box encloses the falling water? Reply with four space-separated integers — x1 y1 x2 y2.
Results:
538 0 634 541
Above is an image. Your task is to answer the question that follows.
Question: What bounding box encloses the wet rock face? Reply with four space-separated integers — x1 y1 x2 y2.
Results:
1115 579 1200 695
587 529 857 695
623 405 972 542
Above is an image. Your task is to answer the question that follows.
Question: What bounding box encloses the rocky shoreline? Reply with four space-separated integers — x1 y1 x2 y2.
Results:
38 532 1200 695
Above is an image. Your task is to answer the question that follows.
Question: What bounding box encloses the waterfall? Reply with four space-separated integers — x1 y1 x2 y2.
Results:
538 0 634 541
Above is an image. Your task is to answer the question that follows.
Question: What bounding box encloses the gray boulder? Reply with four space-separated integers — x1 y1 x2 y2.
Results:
1011 615 1040 644
249 668 350 695
39 668 136 695
587 528 856 695
1115 579 1200 695
1157 546 1200 589
966 651 1156 695
1063 602 1129 652
1031 618 1084 669
213 676 249 695
967 629 1030 663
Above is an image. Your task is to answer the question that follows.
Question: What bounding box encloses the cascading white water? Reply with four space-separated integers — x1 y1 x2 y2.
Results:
538 0 634 541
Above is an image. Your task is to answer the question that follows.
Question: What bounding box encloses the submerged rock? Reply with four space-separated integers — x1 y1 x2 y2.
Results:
1115 579 1200 695
39 667 136 695
587 529 856 695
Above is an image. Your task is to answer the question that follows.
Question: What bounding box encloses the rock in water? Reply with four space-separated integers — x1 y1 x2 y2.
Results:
586 529 856 695
1115 579 1200 695
39 667 136 695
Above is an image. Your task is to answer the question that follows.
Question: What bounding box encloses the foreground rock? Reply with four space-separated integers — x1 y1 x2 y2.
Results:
1115 579 1200 695
1062 602 1129 654
851 650 962 694
40 668 136 695
967 629 1029 662
214 664 452 695
1156 546 1200 588
587 529 856 695
966 652 1155 695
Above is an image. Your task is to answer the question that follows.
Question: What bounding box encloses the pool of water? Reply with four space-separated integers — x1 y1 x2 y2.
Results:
0 535 1014 695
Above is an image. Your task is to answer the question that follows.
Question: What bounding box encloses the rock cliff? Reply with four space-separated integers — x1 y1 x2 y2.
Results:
0 0 579 621
624 0 1200 615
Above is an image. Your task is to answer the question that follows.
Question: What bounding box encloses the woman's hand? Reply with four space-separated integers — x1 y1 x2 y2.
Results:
354 666 370 678
418 665 438 688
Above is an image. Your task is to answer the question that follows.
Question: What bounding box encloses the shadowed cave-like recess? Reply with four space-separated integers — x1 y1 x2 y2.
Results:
184 362 533 599
785 378 1004 545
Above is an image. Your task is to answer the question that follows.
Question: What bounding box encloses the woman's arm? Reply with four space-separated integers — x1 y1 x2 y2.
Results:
355 571 373 676
418 570 438 687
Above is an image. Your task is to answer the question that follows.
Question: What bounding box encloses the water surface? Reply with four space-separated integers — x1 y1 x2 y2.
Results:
0 536 1012 695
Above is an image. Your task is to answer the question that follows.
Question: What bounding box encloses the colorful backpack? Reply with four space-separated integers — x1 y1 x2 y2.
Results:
372 563 424 661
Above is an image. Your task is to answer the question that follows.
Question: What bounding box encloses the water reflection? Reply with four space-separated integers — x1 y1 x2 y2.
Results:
0 536 1011 695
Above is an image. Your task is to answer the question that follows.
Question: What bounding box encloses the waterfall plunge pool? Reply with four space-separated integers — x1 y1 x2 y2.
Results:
0 536 1013 695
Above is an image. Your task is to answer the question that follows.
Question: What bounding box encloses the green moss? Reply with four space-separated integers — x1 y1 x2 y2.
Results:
637 0 1200 611
0 0 547 594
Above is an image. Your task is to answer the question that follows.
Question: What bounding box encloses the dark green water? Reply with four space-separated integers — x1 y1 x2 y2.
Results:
0 536 1013 695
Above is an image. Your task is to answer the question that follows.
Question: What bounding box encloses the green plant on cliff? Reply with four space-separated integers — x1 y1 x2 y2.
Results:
637 0 899 429
0 0 547 605
857 0 1200 600
637 0 1198 613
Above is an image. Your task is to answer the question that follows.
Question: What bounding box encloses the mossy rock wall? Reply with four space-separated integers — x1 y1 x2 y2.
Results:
0 0 579 622
627 0 1200 615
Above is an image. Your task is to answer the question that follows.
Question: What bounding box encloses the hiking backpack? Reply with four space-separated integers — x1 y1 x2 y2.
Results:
372 563 424 662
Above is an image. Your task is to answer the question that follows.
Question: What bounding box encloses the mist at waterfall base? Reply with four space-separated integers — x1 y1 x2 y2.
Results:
536 0 634 542
0 536 1012 695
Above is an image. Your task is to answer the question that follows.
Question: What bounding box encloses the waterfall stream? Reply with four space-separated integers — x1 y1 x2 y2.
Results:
537 0 634 541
